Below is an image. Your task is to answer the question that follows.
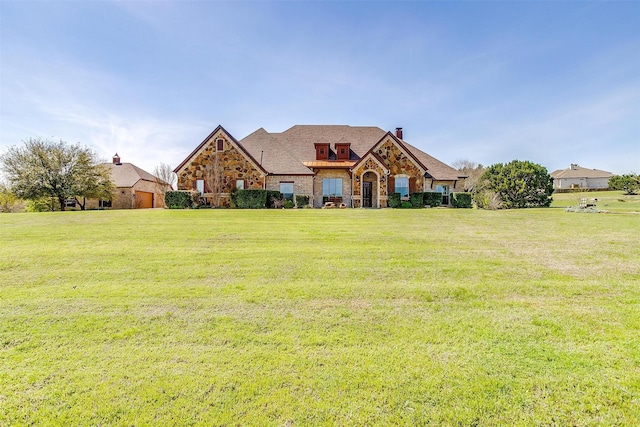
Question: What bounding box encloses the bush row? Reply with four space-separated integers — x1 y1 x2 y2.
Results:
165 191 197 209
387 192 470 208
452 192 472 208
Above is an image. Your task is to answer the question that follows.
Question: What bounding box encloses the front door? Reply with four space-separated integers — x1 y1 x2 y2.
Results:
363 182 372 207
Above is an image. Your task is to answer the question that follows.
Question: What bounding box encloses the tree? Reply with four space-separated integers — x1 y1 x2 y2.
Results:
204 152 224 207
153 162 175 200
609 173 639 195
452 159 485 192
473 160 554 209
0 137 114 211
0 183 20 213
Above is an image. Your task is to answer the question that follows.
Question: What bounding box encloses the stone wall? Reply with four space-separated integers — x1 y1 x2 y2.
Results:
177 131 265 206
376 138 424 192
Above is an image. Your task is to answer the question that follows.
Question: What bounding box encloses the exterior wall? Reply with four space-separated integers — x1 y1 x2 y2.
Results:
555 177 610 190
352 157 387 208
177 131 265 206
353 137 425 208
266 175 314 205
312 169 352 207
83 180 170 210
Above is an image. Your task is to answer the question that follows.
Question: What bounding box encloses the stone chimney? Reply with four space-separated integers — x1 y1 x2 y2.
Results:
395 127 403 139
113 153 121 165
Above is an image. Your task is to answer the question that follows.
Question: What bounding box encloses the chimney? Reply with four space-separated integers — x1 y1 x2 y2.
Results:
570 163 578 170
395 127 403 139
113 153 121 165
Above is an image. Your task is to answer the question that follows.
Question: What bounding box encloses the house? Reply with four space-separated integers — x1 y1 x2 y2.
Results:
82 154 172 209
173 125 466 208
550 164 613 191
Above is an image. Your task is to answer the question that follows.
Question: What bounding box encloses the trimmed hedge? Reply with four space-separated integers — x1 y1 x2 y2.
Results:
295 194 309 207
423 192 442 207
452 192 472 208
165 191 193 209
409 192 424 208
234 189 267 208
266 190 283 208
388 192 401 208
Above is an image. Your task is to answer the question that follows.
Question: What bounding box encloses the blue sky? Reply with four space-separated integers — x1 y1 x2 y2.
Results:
1 1 638 176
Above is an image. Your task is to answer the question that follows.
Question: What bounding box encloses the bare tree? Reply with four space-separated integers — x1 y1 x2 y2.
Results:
452 159 485 192
204 152 224 207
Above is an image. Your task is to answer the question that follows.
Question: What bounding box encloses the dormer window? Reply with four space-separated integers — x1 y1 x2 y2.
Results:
336 143 350 161
315 143 330 160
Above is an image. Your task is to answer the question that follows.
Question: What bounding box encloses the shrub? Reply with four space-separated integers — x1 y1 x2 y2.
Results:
609 173 640 195
266 190 283 208
295 194 309 208
388 192 401 208
452 192 472 208
400 201 413 209
234 189 268 209
473 190 502 210
473 160 554 209
283 200 294 209
423 192 442 207
409 192 424 208
165 191 193 209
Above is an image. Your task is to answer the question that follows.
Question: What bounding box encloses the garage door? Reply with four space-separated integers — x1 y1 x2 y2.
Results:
135 191 153 208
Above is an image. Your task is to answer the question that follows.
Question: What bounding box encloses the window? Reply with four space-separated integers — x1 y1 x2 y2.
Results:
322 178 343 197
280 182 294 201
99 199 112 208
336 144 350 160
395 177 409 198
196 179 205 194
436 185 450 205
216 138 224 151
236 179 245 190
315 144 329 160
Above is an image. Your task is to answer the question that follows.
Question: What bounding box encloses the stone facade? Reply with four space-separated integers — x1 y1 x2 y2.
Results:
175 125 465 208
176 130 265 207
352 137 426 208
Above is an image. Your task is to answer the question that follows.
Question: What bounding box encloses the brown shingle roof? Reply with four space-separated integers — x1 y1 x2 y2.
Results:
239 125 462 180
102 163 160 188
550 165 613 179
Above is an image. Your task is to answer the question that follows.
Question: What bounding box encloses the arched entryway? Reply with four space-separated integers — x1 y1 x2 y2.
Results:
362 171 379 208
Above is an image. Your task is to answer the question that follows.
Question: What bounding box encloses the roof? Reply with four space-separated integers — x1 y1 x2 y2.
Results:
550 165 613 179
238 125 463 180
102 162 165 188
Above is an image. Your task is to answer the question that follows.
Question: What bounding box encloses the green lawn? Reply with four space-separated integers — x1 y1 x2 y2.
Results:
1 207 639 426
552 189 640 213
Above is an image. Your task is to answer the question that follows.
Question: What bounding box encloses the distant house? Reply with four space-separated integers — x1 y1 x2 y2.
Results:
550 164 613 191
80 154 172 209
173 125 466 208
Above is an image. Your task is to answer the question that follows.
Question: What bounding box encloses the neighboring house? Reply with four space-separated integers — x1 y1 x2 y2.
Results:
550 164 613 191
174 125 466 208
82 154 172 209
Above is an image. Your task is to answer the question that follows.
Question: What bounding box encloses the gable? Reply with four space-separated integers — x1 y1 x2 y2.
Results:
355 133 425 177
174 125 267 176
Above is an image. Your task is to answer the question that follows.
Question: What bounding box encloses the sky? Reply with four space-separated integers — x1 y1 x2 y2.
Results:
1 0 639 177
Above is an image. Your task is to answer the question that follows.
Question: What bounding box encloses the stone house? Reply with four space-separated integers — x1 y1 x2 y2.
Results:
550 164 613 191
81 154 172 209
173 125 466 208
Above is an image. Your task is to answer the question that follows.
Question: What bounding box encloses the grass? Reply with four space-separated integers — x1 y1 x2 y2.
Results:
551 189 640 213
1 206 639 426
